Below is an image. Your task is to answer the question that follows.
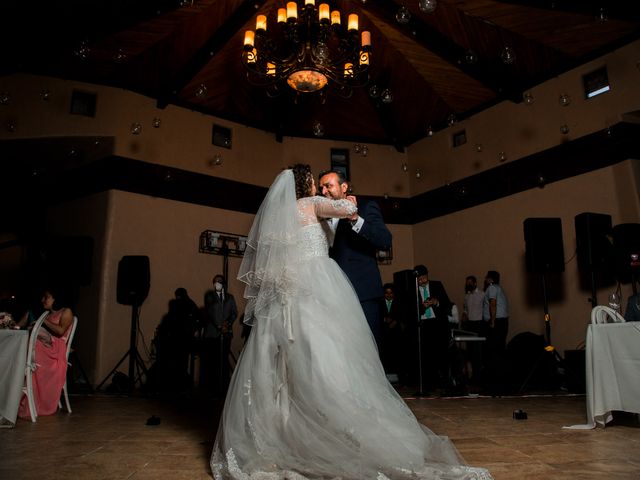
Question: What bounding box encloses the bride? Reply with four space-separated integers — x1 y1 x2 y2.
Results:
210 165 492 480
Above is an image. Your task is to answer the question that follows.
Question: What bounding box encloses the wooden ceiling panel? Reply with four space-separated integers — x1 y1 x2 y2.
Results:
366 13 495 111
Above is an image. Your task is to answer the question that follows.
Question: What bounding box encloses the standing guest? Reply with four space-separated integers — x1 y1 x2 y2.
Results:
414 264 453 391
153 288 201 392
318 169 392 346
483 270 509 361
461 275 486 382
18 286 74 418
380 283 402 382
173 287 201 384
624 290 640 322
201 274 237 394
462 276 484 329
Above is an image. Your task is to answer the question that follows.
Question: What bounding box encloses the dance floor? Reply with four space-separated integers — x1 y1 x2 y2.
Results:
1 392 639 479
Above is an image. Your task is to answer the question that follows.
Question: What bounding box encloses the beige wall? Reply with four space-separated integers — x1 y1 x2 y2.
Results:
407 40 640 193
2 40 640 384
406 39 640 356
380 224 414 284
0 71 411 383
0 75 410 196
413 160 639 356
94 190 255 382
44 188 412 383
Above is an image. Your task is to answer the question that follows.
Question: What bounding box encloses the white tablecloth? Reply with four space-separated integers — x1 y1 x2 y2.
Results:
566 321 640 429
0 329 28 427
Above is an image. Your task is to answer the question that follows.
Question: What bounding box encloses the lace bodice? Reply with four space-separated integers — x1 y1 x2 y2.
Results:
298 223 330 260
296 196 357 261
296 196 357 226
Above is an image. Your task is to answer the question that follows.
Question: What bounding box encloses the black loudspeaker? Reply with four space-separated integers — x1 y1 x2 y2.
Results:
393 269 416 292
393 269 419 324
523 218 565 273
116 256 150 305
575 212 613 272
612 223 640 278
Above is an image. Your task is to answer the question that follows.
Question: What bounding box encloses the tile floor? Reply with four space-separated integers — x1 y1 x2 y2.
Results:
1 392 639 479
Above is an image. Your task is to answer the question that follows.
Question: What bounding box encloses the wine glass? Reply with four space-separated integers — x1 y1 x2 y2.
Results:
608 292 621 312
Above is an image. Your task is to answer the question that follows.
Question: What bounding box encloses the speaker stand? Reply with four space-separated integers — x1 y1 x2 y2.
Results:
518 273 565 394
97 303 148 395
413 277 430 397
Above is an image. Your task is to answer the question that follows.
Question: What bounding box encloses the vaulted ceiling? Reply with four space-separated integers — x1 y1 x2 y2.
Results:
2 1 640 149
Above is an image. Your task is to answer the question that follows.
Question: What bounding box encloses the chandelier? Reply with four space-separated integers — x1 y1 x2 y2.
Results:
242 1 372 96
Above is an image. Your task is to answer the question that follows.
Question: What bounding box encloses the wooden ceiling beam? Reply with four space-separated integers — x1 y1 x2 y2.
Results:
362 0 523 102
156 0 266 109
494 1 640 21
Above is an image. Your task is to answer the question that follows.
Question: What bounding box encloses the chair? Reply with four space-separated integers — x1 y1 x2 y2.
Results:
58 316 78 414
23 312 48 423
591 305 626 324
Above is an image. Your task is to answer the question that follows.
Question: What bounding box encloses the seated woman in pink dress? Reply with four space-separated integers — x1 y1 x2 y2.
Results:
18 287 74 418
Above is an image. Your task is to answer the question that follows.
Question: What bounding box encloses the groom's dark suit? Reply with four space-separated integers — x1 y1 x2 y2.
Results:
329 198 392 344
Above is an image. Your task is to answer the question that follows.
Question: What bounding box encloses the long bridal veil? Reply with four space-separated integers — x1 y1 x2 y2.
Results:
237 169 304 328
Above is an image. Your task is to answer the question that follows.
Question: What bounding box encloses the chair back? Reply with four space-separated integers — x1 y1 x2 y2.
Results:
58 316 78 414
26 312 48 371
591 305 626 324
65 316 78 361
24 311 48 422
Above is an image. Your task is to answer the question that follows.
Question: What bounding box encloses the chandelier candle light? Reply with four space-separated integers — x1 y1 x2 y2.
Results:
243 1 372 95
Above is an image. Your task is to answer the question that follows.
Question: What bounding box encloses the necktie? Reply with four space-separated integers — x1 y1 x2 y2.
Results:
421 286 434 319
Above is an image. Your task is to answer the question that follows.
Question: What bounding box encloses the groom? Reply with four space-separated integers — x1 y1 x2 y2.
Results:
319 170 392 345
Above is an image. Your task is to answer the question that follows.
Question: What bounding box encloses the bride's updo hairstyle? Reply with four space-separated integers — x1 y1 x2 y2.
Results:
291 163 313 199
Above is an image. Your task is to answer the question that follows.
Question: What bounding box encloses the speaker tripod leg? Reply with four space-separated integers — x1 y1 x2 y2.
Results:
414 277 429 397
415 323 425 396
97 304 148 395
519 273 562 394
96 349 131 391
70 350 94 393
132 350 148 389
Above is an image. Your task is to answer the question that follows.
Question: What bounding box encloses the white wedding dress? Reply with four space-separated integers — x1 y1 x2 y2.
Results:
210 170 492 480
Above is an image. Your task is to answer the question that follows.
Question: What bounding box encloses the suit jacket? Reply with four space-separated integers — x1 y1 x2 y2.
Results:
329 199 392 301
381 298 401 326
418 280 453 324
203 290 238 338
624 294 640 322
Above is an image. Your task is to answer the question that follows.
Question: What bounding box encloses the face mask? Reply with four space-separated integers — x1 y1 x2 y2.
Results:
214 282 223 292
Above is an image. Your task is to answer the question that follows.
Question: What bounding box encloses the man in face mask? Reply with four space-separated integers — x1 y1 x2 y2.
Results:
201 274 238 395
